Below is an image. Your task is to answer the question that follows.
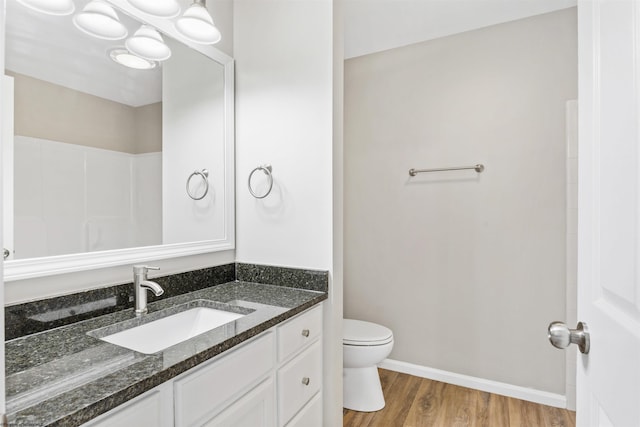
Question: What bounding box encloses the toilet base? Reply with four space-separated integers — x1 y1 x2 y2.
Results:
343 366 385 412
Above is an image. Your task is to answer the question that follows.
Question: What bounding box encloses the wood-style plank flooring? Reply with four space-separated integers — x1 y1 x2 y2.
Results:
343 369 576 427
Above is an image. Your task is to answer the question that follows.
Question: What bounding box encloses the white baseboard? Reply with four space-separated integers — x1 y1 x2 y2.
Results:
379 359 567 409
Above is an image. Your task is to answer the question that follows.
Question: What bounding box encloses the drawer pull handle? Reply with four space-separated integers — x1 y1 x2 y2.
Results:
301 329 310 337
302 377 310 386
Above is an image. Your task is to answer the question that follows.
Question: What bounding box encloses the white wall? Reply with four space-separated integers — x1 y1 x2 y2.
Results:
344 8 576 397
233 0 341 424
204 0 234 58
234 0 334 270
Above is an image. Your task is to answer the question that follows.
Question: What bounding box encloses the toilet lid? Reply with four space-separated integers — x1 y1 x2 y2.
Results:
343 319 393 345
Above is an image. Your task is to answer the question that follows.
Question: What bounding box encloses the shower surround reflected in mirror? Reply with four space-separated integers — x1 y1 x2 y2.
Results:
3 0 235 280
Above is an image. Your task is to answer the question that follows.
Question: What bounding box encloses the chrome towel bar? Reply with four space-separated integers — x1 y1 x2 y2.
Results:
409 164 485 176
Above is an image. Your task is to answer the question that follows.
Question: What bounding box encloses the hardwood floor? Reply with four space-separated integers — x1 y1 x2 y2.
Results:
343 369 576 427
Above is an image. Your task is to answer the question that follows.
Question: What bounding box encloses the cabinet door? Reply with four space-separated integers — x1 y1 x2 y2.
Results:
174 333 274 426
204 377 275 427
82 383 172 427
285 393 321 427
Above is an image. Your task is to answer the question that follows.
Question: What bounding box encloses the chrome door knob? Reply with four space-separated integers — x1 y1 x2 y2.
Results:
3 248 9 260
548 321 590 354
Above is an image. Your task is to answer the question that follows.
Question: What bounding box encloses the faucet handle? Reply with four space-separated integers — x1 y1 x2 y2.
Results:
133 265 161 274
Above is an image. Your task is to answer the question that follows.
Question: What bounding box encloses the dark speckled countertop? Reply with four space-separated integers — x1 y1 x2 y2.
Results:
5 280 327 426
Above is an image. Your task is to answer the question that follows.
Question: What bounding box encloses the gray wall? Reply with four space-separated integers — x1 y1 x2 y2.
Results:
10 71 161 154
344 8 577 394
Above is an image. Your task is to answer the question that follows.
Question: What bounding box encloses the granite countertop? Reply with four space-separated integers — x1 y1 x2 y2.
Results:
5 281 327 426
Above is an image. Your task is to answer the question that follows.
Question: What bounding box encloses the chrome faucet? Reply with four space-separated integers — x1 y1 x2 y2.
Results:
133 265 164 316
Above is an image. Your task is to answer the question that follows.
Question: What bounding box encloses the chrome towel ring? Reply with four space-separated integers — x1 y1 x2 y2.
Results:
186 169 209 200
248 164 273 199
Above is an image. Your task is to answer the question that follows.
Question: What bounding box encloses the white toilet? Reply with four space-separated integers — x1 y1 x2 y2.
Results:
343 319 394 412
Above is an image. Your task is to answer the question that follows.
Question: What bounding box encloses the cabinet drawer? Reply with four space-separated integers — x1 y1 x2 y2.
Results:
277 306 322 362
175 332 275 427
277 340 322 426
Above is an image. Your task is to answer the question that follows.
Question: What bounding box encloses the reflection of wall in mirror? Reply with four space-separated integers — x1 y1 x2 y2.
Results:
162 39 226 244
9 71 162 259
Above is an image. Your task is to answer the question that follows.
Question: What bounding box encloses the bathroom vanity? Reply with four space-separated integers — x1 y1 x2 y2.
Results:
4 265 328 426
86 305 323 427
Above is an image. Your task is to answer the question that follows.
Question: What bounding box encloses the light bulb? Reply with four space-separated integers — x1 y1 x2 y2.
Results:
109 48 157 70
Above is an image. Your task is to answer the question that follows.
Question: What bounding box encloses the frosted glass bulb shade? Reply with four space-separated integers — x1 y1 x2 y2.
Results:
126 25 172 61
126 0 180 18
109 48 157 70
15 0 75 15
73 0 128 41
175 3 221 45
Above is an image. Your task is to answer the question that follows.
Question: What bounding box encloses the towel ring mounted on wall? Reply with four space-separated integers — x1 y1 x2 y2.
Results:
186 169 210 200
248 164 273 199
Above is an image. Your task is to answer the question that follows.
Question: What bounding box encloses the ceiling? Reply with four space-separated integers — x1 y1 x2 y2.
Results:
5 0 578 103
344 0 577 59
5 0 162 107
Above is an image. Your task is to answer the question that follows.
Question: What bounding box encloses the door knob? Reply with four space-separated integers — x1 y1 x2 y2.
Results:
548 321 590 354
3 248 9 260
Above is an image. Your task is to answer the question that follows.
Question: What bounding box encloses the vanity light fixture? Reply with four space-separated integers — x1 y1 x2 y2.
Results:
175 0 221 45
126 0 180 19
126 25 172 61
109 48 157 70
73 0 128 41
15 0 75 16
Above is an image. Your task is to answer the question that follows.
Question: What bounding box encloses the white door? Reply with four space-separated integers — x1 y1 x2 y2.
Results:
576 0 640 425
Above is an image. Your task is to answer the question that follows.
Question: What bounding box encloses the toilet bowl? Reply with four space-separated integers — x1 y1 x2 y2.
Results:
343 319 394 412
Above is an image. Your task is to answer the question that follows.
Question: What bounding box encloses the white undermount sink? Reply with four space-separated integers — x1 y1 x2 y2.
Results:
100 307 245 354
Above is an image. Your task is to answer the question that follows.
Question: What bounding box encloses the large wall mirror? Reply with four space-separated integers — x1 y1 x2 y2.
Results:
2 0 235 281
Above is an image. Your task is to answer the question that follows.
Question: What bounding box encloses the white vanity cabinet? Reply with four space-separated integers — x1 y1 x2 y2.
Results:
80 304 323 427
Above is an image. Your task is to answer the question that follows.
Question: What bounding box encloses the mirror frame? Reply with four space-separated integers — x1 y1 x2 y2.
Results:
3 0 235 281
